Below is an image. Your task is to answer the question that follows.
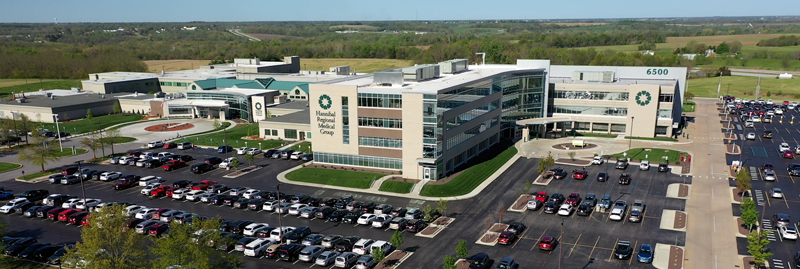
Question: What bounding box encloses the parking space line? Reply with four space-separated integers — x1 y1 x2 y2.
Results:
767 194 773 207
569 234 582 257
529 229 547 251
607 238 619 262
784 196 791 209
588 236 600 259
629 240 638 265
511 228 529 249
641 208 647 226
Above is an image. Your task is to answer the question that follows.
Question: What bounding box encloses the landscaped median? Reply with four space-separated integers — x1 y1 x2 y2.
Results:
420 147 518 197
285 168 384 189
0 162 22 173
378 180 414 194
611 148 687 164
183 123 284 149
16 170 58 182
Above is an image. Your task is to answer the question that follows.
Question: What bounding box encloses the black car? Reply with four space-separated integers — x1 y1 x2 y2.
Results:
306 197 322 207
217 145 233 153
543 201 557 214
763 130 773 138
16 243 50 258
788 163 800 176
597 172 607 182
31 245 61 262
615 158 629 169
230 220 254 234
191 163 213 174
5 238 37 256
614 241 633 259
360 202 377 213
204 156 223 165
658 163 669 172
246 198 265 211
322 198 339 207
23 206 42 218
618 174 631 185
342 211 361 224
390 207 407 218
172 180 192 188
507 222 526 235
468 253 491 269
406 219 428 233
301 154 313 161
215 234 243 251
315 207 336 219
173 155 193 162
334 237 360 252
551 168 568 180
46 246 69 265
144 159 162 168
263 149 278 158
17 189 49 201
577 204 592 216
35 206 57 218
549 193 565 204
277 244 304 262
328 209 349 222
222 196 240 206
232 198 250 209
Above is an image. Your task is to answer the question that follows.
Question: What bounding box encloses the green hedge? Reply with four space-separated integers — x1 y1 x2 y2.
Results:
421 147 518 197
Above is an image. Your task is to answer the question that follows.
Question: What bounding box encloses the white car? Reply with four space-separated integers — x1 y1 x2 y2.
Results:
140 183 162 195
275 202 292 214
148 141 164 148
770 188 784 199
42 194 63 206
269 226 295 241
745 120 754 128
99 172 122 182
171 188 190 200
557 204 573 216
767 99 774 105
288 204 308 215
0 198 30 213
236 147 248 155
135 208 159 219
75 199 102 210
242 189 261 199
592 156 604 165
124 205 145 216
776 108 784 115
243 223 269 236
357 213 377 225
751 116 761 123
262 200 280 211
184 190 206 202
248 148 262 155
746 133 756 140
766 110 775 116
219 157 236 169
639 161 650 171
371 214 392 228
156 152 173 159
780 143 792 152
61 198 83 209
780 225 798 240
118 156 135 165
290 151 304 160
764 171 776 181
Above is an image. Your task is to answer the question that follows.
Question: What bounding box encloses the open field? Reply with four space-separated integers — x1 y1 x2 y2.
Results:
0 79 64 88
247 33 301 40
302 58 412 73
0 80 82 94
687 75 800 99
666 33 789 45
329 25 379 31
144 60 210 72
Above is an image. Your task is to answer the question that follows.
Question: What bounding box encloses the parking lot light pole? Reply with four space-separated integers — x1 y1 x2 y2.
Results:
53 115 63 152
75 160 87 205
559 222 563 269
628 117 634 150
276 183 284 237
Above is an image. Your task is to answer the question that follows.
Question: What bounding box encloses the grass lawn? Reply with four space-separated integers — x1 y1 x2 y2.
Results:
21 114 145 135
611 148 687 163
378 181 414 194
54 147 88 157
0 162 22 172
99 137 137 144
285 168 384 189
0 79 82 94
18 170 58 181
300 58 412 73
687 76 800 100
420 147 518 197
0 256 49 268
683 101 696 112
185 123 284 149
289 142 312 154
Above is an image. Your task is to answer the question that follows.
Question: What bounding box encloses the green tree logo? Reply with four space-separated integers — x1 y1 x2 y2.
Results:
635 91 652 106
318 94 333 110
255 102 262 110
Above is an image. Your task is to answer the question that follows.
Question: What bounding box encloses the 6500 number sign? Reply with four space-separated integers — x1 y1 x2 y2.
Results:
646 68 669 75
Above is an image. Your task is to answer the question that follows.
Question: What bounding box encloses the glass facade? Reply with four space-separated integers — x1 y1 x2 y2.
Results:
342 97 350 145
186 92 251 120
658 93 674 103
552 105 628 116
499 73 546 122
314 152 402 170
357 93 402 108
358 117 403 128
610 124 627 133
359 136 402 148
655 126 668 135
658 109 672 119
445 100 500 131
552 90 629 101
284 129 298 139
446 116 499 150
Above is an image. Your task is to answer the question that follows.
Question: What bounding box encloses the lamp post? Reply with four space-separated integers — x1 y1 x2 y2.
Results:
11 112 17 146
559 222 563 269
628 117 635 150
75 160 87 206
53 115 63 152
98 120 105 157
276 183 284 238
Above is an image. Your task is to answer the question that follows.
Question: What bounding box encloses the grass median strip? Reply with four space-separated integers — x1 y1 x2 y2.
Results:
0 162 22 173
183 123 284 149
18 170 58 181
611 148 687 163
378 181 414 193
285 168 383 189
421 147 518 197
27 114 145 135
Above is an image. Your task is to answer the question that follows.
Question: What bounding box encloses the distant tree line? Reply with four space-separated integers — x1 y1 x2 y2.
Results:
757 35 800 47
0 42 147 79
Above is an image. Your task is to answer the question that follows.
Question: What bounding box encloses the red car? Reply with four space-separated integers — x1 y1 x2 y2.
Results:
535 192 549 203
165 187 182 197
163 142 177 149
498 231 517 245
114 178 137 190
539 236 558 251
129 151 142 157
162 160 186 171
47 208 68 221
150 185 172 197
68 212 89 225
572 170 587 180
81 215 91 226
151 208 171 220
58 209 80 222
785 101 791 105
147 223 169 237
192 180 218 190
566 193 582 206
783 150 795 159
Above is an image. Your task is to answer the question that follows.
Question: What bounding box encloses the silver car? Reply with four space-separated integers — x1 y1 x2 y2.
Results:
299 246 324 262
315 251 340 266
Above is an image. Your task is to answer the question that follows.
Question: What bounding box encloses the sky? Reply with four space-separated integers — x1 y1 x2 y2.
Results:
1 0 798 23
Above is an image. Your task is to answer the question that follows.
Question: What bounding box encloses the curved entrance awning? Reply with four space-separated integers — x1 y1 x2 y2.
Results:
515 116 574 126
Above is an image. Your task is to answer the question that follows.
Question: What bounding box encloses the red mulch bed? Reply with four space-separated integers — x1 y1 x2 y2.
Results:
743 257 765 269
678 185 689 198
433 217 451 226
733 189 746 202
385 176 420 184
426 170 466 185
737 217 752 236
512 195 532 210
420 226 439 235
480 233 499 244
144 123 194 132
536 172 554 183
674 211 687 229
489 224 509 233
374 251 409 269
668 246 684 269
680 158 691 174
727 144 740 154
551 143 598 150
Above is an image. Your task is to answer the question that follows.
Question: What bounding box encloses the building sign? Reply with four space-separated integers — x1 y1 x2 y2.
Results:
254 102 263 117
317 94 335 136
635 91 652 106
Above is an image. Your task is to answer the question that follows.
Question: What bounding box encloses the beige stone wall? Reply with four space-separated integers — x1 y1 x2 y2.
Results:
308 84 359 155
0 106 55 123
258 121 311 142
119 99 152 114
401 93 424 180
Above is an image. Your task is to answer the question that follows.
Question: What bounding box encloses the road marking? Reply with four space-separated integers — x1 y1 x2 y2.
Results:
512 228 529 249
607 238 619 262
569 234 582 257
629 240 638 265
588 236 601 258
529 229 547 251
641 208 648 227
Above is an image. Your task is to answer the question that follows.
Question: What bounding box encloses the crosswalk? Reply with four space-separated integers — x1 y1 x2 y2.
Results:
761 219 777 241
754 190 765 207
773 258 786 269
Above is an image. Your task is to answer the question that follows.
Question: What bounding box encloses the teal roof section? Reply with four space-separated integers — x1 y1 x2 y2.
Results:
192 77 308 93
266 81 310 93
192 79 219 90
233 82 267 89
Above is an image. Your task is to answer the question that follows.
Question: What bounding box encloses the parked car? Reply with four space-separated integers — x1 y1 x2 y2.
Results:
658 163 669 172
639 160 650 170
572 170 587 180
177 141 193 149
147 141 164 149
162 160 186 171
218 145 233 153
498 231 517 245
615 158 628 169
637 244 654 263
190 163 213 174
592 156 604 165
468 253 491 269
628 200 646 223
204 157 223 166
615 241 633 259
551 168 567 179
618 174 631 185
770 188 784 199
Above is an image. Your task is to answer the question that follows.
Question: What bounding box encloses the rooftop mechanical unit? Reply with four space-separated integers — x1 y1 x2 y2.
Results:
571 71 615 83
438 59 468 74
402 65 440 82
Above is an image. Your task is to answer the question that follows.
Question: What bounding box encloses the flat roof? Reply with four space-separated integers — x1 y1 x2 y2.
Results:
85 69 237 84
237 73 354 83
268 101 309 110
260 109 310 125
0 91 145 109
187 88 277 97
550 77 677 86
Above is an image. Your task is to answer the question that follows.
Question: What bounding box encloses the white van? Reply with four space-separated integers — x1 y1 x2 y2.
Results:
269 226 295 241
369 241 392 256
138 176 164 186
352 239 375 255
243 238 275 257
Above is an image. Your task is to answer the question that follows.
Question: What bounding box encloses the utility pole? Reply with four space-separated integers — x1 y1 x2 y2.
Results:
628 117 635 150
98 120 105 157
75 160 87 206
559 222 563 269
11 112 17 146
53 115 63 152
276 183 284 238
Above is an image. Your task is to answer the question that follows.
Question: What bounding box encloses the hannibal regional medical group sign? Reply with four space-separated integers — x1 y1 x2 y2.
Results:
316 94 336 136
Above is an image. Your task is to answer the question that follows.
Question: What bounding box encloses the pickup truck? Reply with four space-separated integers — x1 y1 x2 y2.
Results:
161 160 186 171
114 179 137 190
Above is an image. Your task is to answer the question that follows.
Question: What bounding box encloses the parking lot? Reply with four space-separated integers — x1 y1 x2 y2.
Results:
725 101 800 269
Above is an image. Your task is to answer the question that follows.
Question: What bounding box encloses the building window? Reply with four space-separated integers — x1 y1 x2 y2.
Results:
307 132 311 139
592 123 609 132
658 93 674 103
610 124 627 133
358 93 402 108
446 117 499 150
359 136 402 148
552 105 628 116
358 117 402 128
342 96 349 106
271 130 278 136
445 100 500 131
655 126 668 135
284 129 298 139
574 122 590 131
658 109 672 119
553 90 629 101
314 152 402 170
264 129 271 136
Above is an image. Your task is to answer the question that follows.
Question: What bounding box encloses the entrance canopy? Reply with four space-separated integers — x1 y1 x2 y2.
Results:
515 116 574 126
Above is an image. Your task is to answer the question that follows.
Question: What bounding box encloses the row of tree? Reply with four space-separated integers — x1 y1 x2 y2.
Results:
0 42 147 79
672 40 743 54
757 35 800 47
736 167 773 266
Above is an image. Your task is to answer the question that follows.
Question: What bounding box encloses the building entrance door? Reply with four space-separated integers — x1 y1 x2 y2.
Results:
423 167 432 180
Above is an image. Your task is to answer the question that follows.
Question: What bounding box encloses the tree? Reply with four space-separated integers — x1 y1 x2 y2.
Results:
229 157 240 170
747 229 773 265
16 113 32 144
372 248 386 263
568 151 576 161
781 56 791 69
443 255 457 269
421 204 434 222
740 198 759 231
86 109 93 122
456 240 468 259
63 112 69 121
112 100 122 114
716 42 730 54
436 198 449 218
736 167 752 196
243 152 255 166
149 218 239 269
699 64 718 77
390 229 404 251
684 92 695 101
17 134 61 172
63 205 150 269
81 135 101 159
740 58 749 67
212 118 221 129
522 180 532 194
105 128 122 156
730 41 743 53
496 204 507 223
537 151 555 174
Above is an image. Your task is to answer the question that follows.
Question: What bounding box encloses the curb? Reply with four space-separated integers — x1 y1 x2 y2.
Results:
508 194 531 212
15 173 57 184
223 166 262 178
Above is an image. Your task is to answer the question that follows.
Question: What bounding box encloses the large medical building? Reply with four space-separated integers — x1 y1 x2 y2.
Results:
277 59 686 181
